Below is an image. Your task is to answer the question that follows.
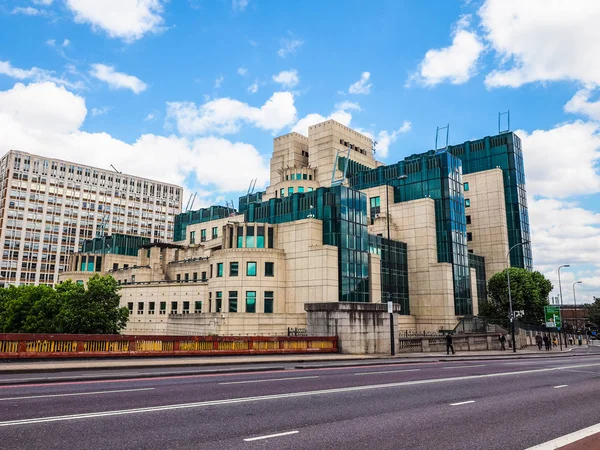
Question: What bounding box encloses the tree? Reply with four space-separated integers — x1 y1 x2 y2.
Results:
0 275 129 334
480 268 553 325
585 297 600 328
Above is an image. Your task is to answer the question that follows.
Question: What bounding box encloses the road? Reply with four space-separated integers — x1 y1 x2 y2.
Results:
1 346 600 449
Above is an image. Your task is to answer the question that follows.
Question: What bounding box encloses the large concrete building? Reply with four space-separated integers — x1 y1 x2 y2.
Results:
60 120 532 335
0 150 182 286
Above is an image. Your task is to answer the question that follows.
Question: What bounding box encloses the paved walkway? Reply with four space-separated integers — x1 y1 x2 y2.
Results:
0 347 578 374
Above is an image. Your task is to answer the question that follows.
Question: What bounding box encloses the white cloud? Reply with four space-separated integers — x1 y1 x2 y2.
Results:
167 92 297 136
89 64 148 94
232 0 249 12
272 69 299 89
91 106 111 117
277 38 303 58
410 15 484 87
0 60 82 90
65 0 166 42
517 122 600 198
373 122 412 158
348 72 372 95
144 113 156 121
237 67 248 76
12 7 42 16
291 104 355 136
214 76 224 88
0 81 269 193
62 39 71 47
480 0 600 88
564 88 600 121
334 101 361 112
33 0 54 4
46 39 56 47
247 82 258 94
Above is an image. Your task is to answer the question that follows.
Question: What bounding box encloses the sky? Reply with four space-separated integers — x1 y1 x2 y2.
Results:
0 0 599 304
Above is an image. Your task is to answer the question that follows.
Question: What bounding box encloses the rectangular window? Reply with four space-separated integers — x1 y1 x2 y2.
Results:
113 263 119 271
193 272 198 281
170 301 178 314
303 174 308 180
200 229 206 242
247 261 257 276
246 291 256 313
246 226 255 248
370 196 381 208
212 227 218 239
288 187 294 196
237 226 244 248
465 198 471 207
194 301 202 313
298 186 304 193
464 182 470 191
217 263 223 277
308 187 313 192
467 232 473 242
230 262 239 276
176 274 181 281
160 301 166 314
137 302 144 314
190 230 196 244
268 227 274 248
184 273 189 281
280 188 285 197
201 271 207 281
265 262 274 277
149 302 155 315
264 291 274 314
229 291 238 313
466 215 471 225
216 291 222 312
182 301 190 314
127 302 133 315
257 226 265 248
210 264 213 278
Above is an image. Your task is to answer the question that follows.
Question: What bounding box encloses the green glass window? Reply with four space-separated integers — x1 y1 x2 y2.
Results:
237 226 243 248
265 261 274 277
201 271 206 280
229 291 238 313
246 291 256 313
190 230 196 244
268 227 274 248
465 198 471 207
246 226 255 248
193 272 198 281
212 227 218 239
308 187 313 192
303 174 308 180
149 302 155 313
194 301 202 313
264 291 274 313
171 301 178 313
247 262 257 276
200 229 206 242
298 186 304 193
183 301 190 313
280 188 285 197
216 291 222 312
230 262 238 276
257 226 265 248
217 263 223 277
160 302 166 314
464 182 469 191
184 273 189 281
370 197 380 208
288 187 294 196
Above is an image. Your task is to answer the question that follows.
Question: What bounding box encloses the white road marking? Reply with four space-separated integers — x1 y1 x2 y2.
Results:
525 422 600 449
4 362 600 427
0 388 154 401
442 365 486 369
450 400 475 406
354 369 421 376
219 376 319 385
244 430 299 442
553 385 568 389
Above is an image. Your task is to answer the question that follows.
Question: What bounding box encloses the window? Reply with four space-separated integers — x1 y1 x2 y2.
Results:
190 230 196 244
217 263 223 277
137 302 144 314
113 263 119 271
127 302 133 315
288 187 294 196
176 274 181 281
229 291 238 313
200 229 206 242
160 302 166 314
268 228 274 248
465 199 471 207
183 301 190 314
247 262 257 276
467 232 473 242
308 187 313 192
303 174 307 180
210 264 213 278
298 186 304 193
194 301 202 313
230 262 239 276
370 196 381 208
264 291 274 313
280 188 285 197
257 226 265 248
246 291 256 313
265 262 274 277
466 215 471 225
184 273 189 281
149 302 155 315
216 291 222 312
464 182 470 192
170 301 178 314
193 272 198 281
246 226 255 248
237 226 244 248
201 271 207 281
212 227 218 239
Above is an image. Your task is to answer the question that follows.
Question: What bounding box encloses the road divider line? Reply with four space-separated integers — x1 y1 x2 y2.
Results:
553 385 568 389
354 369 421 376
219 376 319 385
450 400 475 406
525 422 600 449
442 365 486 370
4 362 600 427
0 388 154 401
244 430 298 441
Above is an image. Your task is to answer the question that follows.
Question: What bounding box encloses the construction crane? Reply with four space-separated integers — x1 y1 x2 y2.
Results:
110 164 122 174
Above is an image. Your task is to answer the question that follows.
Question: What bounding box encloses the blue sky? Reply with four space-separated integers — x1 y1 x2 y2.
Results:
0 0 599 303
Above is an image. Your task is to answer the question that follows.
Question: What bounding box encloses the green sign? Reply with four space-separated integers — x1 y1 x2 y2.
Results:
544 306 561 328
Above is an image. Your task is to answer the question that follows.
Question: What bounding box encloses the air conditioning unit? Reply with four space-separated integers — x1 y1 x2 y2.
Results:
374 214 381 219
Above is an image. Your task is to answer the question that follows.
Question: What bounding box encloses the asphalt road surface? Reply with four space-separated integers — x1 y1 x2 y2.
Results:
1 348 600 449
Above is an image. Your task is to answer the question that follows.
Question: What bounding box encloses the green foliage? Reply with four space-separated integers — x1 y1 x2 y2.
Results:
0 275 128 334
480 268 553 325
585 297 600 327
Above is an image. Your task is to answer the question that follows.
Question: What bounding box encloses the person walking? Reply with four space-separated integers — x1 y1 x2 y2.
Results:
499 333 507 351
543 334 550 351
552 336 558 348
446 333 455 355
535 333 543 350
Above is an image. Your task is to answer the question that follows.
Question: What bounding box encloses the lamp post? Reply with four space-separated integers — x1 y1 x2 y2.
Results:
573 280 582 337
506 241 530 353
558 264 570 348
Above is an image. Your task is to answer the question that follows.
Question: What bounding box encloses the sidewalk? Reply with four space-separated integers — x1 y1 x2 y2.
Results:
0 347 578 375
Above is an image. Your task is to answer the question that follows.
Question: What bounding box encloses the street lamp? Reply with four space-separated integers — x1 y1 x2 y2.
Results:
558 264 570 348
573 280 582 334
506 241 530 353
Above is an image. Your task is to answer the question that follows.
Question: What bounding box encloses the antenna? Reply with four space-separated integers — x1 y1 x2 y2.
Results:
435 124 450 151
498 110 510 134
184 192 197 212
372 140 378 156
331 148 351 186
247 178 257 196
110 164 122 174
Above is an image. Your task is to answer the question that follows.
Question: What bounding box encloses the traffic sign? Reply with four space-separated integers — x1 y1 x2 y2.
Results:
544 306 561 328
387 301 393 314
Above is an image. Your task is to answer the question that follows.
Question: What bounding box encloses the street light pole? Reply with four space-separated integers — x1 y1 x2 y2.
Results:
573 280 582 338
558 264 570 348
506 241 529 353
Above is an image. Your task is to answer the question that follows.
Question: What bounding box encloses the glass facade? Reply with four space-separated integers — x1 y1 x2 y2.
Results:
447 132 532 270
368 235 409 314
80 233 150 256
173 206 231 242
468 253 487 312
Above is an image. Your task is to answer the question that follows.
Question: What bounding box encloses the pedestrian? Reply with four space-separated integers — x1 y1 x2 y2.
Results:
499 333 507 351
543 334 550 351
553 336 558 348
535 333 543 350
446 333 455 355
